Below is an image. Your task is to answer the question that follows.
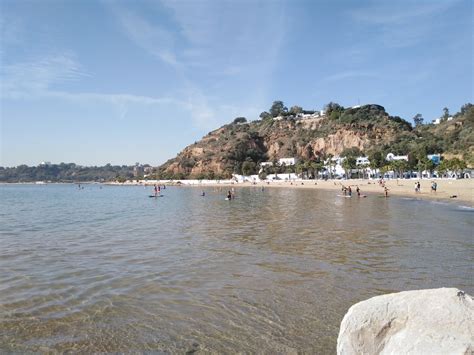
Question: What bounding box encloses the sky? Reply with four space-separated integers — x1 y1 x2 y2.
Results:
0 0 472 167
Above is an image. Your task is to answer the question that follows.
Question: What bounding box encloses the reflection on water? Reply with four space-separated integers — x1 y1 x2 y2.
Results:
0 184 472 353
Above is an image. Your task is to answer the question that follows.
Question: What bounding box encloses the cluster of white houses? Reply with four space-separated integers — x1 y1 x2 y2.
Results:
233 153 465 182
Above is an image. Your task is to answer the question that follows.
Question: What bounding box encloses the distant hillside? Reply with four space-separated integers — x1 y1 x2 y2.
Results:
0 163 141 183
155 103 473 179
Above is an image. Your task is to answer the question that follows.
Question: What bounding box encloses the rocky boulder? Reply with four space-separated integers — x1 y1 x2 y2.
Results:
337 288 473 354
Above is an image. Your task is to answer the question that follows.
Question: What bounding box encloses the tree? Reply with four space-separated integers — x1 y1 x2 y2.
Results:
340 147 362 158
269 100 288 118
326 154 335 179
359 163 370 179
437 159 449 177
289 105 303 115
391 159 408 178
379 164 391 177
295 161 305 178
448 158 466 178
259 111 271 120
442 107 450 120
459 103 473 116
368 150 384 170
242 160 256 176
413 113 424 127
342 156 356 179
324 102 344 114
233 117 247 124
312 161 324 179
416 156 434 178
324 102 344 120
271 158 280 177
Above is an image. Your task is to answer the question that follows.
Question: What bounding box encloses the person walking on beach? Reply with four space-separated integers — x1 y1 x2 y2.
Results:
431 181 437 193
356 186 360 197
417 181 421 193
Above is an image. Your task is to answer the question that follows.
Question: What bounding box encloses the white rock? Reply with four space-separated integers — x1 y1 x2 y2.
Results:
337 288 474 355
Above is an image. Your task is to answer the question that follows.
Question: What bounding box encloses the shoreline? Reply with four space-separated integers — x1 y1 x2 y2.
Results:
109 178 474 207
2 179 471 207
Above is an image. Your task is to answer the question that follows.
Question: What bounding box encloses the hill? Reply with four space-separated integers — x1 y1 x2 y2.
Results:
155 103 473 179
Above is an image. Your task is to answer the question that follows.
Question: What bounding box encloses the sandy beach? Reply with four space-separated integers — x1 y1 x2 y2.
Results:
259 178 474 206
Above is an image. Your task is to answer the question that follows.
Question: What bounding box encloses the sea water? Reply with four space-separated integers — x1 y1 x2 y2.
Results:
0 184 472 353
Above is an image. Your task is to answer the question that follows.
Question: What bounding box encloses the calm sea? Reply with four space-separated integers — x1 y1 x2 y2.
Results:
0 184 472 353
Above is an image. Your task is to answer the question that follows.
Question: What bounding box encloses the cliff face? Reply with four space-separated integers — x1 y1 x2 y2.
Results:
157 105 416 178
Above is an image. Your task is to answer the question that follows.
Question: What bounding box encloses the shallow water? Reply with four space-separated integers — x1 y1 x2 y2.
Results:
0 184 472 353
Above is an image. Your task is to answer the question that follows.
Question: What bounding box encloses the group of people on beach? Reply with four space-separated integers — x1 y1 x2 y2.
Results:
151 178 445 201
341 183 389 198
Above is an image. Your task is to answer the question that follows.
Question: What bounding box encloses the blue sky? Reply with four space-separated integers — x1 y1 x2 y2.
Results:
1 0 472 167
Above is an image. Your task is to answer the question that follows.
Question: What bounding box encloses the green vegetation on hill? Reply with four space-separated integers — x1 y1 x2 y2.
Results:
155 101 473 179
0 163 140 183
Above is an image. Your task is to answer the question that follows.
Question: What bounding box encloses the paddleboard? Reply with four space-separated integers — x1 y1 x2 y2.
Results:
149 195 163 198
337 195 352 198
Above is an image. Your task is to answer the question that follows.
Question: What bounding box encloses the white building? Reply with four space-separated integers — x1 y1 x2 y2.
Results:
386 153 408 162
260 157 297 167
279 157 297 166
356 157 370 165
260 161 273 168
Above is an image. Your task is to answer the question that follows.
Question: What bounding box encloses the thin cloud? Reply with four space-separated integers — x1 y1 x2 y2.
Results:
112 9 179 67
106 0 288 129
1 53 183 116
350 1 456 25
323 71 378 82
1 53 88 97
349 1 458 48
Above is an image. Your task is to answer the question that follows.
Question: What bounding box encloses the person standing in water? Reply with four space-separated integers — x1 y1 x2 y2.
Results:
153 184 158 197
384 186 389 197
356 186 360 197
348 186 352 197
227 191 232 200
